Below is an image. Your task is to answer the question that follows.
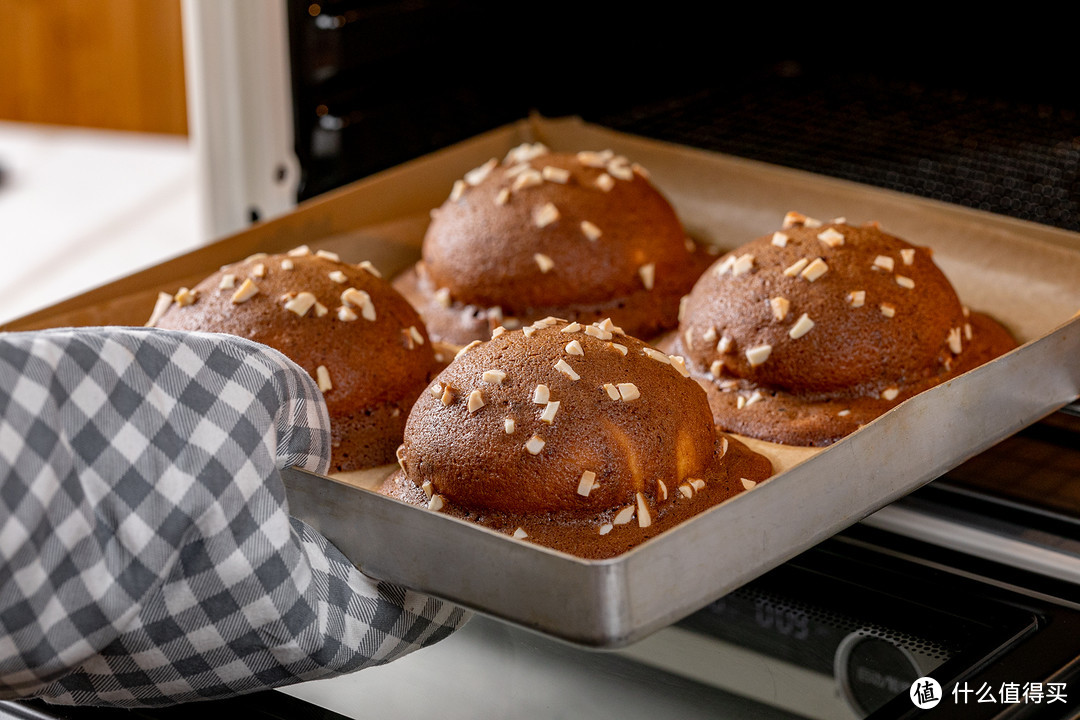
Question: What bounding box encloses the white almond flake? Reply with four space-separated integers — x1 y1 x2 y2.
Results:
174 287 197 307
804 217 822 228
219 274 236 290
577 151 609 168
679 484 694 499
316 365 332 393
717 336 732 353
280 259 294 271
800 258 829 282
896 275 915 289
316 249 340 262
539 400 560 423
610 343 628 356
421 480 433 499
882 387 900 401
639 263 656 290
771 232 789 248
607 159 633 181
328 270 347 284
441 387 455 406
963 306 971 318
492 326 507 338
745 391 764 407
533 384 550 404
554 358 580 381
817 228 845 247
428 494 445 512
541 165 570 183
832 217 847 224
288 245 311 257
580 220 603 241
511 527 529 540
658 480 668 500
449 179 467 201
482 369 506 384
901 248 916 266
341 287 376 320
408 326 425 345
504 142 549 164
631 162 650 178
703 327 718 343
504 418 515 434
719 436 729 457
731 254 755 277
523 325 537 337
430 383 443 398
736 396 747 410
574 470 600 498
512 169 543 192
465 158 497 186
505 163 530 177
636 493 652 528
434 288 452 308
561 322 582 333
454 340 481 359
599 523 613 536
690 479 706 492
584 325 612 340
534 253 555 273
533 203 560 228
525 435 546 455
146 292 174 327
948 327 963 354
613 505 636 525
783 258 810 277
669 356 691 377
598 318 623 333
770 296 790 321
603 383 621 400
789 313 815 339
467 389 485 413
252 263 266 278
745 344 773 366
838 409 851 417
337 306 358 321
741 478 758 490
643 347 670 364
848 290 866 308
231 278 259 304
617 383 640 402
285 292 318 316
783 211 821 229
494 188 510 206
873 255 895 272
565 340 584 356
964 323 973 341
595 173 615 192
357 260 381 278
880 303 896 318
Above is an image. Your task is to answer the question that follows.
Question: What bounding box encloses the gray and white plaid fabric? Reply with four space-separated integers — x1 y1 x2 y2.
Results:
0 327 467 707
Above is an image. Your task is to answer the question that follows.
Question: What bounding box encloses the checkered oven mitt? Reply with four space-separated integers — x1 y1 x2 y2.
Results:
0 327 467 707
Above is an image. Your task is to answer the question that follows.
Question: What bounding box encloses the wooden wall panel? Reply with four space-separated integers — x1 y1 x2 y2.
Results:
0 0 188 135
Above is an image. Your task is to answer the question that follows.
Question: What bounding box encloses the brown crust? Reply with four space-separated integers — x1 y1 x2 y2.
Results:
672 216 1019 446
378 318 773 559
400 145 714 345
152 249 440 471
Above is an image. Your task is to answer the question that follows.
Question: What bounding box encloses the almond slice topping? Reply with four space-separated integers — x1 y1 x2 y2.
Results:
817 228 845 247
539 400 560 423
636 493 652 528
525 435 546 455
873 255 895 271
533 203 560 228
848 290 866 308
467 389 485 413
595 173 615 192
783 258 810 277
771 232 789 247
231 278 259 304
315 365 332 393
639 263 656 290
788 313 815 339
532 384 550 404
534 253 555 273
554 358 580 381
800 258 829 282
577 470 597 497
541 165 570 184
745 344 773 366
482 369 506 384
617 383 640 401
565 340 584 356
770 297 790 321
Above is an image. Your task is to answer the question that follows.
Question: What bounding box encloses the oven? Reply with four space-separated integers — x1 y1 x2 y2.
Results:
4 3 1080 718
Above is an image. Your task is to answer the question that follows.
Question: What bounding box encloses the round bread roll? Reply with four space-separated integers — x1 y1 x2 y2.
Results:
672 213 1018 445
379 317 773 559
394 143 715 347
149 247 440 472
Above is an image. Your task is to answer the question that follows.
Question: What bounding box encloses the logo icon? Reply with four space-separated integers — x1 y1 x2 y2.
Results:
911 677 942 709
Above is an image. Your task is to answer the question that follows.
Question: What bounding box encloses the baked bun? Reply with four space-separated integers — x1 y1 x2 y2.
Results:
379 317 772 559
672 213 1018 445
149 247 440 472
394 143 714 347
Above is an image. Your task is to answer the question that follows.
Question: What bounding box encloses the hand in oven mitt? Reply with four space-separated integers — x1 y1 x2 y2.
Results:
0 327 468 707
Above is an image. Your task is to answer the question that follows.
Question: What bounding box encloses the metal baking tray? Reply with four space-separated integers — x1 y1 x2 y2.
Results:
8 116 1080 648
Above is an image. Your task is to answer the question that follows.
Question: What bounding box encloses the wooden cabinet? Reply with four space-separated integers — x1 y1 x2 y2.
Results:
0 0 187 135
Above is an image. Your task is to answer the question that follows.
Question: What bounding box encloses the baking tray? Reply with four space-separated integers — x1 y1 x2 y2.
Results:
7 116 1080 648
